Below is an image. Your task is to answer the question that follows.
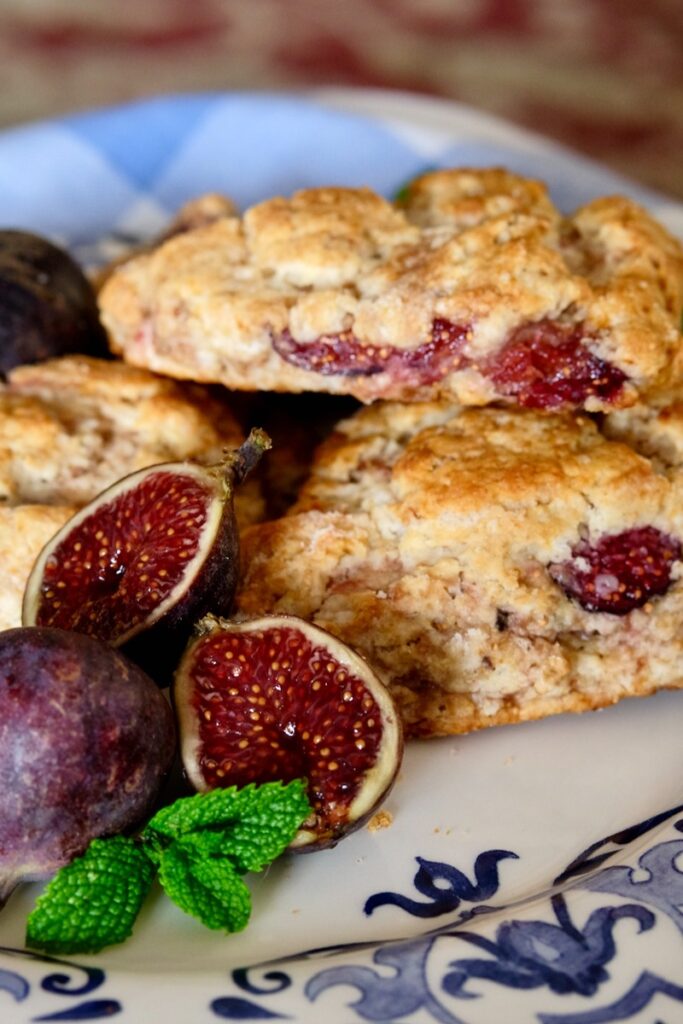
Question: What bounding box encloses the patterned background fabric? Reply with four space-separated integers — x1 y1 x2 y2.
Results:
0 0 680 198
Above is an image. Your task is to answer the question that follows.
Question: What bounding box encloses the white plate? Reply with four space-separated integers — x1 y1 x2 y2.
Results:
1 89 683 1024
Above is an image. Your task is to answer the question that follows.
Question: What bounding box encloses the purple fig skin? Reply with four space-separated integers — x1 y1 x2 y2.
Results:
0 626 176 905
0 229 109 377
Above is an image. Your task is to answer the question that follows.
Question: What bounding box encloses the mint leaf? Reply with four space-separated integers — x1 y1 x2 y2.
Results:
145 781 311 932
144 779 312 873
26 837 153 954
158 840 251 932
24 781 312 953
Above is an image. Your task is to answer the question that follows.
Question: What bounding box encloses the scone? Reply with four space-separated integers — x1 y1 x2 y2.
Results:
99 168 683 410
0 355 262 631
238 401 683 737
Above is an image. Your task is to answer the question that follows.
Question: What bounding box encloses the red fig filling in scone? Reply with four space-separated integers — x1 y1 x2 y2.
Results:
272 318 469 382
273 317 627 407
189 627 385 825
549 526 681 614
482 320 627 409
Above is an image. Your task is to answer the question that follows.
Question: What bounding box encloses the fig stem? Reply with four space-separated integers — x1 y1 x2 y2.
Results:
221 428 271 490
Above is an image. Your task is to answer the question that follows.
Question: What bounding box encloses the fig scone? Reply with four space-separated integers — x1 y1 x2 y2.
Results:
99 167 683 410
0 355 263 632
238 401 683 737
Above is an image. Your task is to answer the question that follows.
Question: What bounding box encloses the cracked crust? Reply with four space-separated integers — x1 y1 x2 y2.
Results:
99 168 683 409
0 355 263 631
238 401 683 737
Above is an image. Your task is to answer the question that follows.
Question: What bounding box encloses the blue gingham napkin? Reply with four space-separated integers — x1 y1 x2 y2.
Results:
0 90 673 263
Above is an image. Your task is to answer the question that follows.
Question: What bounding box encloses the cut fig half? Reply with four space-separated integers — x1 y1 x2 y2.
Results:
174 614 404 850
22 430 270 667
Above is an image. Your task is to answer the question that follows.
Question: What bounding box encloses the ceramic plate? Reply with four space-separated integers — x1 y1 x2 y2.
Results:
1 89 682 1024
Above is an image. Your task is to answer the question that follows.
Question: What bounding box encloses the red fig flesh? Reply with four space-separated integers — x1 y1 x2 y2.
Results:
22 431 269 659
174 615 404 850
0 627 175 904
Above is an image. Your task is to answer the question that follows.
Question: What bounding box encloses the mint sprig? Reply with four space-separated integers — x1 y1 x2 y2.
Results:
26 779 311 955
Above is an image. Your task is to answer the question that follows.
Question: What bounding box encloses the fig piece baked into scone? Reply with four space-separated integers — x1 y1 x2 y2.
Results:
99 168 683 410
238 401 683 737
0 355 262 631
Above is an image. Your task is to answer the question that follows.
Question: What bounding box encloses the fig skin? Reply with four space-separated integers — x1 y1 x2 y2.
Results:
0 626 176 905
0 229 109 376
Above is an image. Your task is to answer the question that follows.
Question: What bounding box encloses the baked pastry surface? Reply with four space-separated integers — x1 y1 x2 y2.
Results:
0 355 261 631
601 383 683 474
238 401 683 736
99 168 683 410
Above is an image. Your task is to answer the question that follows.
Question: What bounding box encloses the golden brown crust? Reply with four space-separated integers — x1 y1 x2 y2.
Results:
100 168 683 408
162 193 238 237
238 402 683 737
0 355 263 631
92 193 239 292
399 167 557 229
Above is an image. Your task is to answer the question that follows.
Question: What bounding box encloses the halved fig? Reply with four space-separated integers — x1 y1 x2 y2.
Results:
22 431 270 673
174 614 404 850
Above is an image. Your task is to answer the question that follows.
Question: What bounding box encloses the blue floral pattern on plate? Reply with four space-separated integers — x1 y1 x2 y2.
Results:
0 90 681 1023
203 809 683 1023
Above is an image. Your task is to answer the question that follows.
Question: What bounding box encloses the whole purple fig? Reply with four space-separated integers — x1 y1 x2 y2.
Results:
0 229 109 376
0 627 176 905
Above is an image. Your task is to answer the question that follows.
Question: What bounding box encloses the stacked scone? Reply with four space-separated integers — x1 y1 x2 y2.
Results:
97 168 683 738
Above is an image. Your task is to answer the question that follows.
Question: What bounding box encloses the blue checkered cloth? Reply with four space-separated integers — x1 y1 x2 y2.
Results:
0 91 672 264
